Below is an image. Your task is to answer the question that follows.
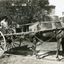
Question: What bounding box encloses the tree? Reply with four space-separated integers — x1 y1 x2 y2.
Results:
0 0 50 24
33 0 54 21
38 0 49 8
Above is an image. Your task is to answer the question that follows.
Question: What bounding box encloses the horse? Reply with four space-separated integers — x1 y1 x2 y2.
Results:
55 28 64 60
30 28 64 60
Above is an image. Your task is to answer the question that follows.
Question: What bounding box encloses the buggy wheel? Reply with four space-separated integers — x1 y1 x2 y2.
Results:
0 31 6 57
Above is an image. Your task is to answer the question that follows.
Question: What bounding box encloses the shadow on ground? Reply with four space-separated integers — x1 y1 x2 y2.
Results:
5 45 63 58
37 50 63 59
5 45 33 56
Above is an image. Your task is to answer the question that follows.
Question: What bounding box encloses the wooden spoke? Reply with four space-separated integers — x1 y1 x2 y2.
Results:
0 31 6 57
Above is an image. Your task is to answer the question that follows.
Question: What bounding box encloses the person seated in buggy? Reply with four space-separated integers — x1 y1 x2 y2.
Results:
0 16 13 50
16 24 21 33
0 16 9 34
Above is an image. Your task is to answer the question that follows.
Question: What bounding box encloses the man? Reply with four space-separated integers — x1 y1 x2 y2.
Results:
16 24 21 33
0 16 13 51
0 16 8 34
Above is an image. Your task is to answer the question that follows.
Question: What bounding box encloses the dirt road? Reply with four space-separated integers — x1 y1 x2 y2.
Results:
0 41 64 64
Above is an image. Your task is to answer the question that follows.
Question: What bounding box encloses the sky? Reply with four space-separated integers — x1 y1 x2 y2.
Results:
49 0 64 17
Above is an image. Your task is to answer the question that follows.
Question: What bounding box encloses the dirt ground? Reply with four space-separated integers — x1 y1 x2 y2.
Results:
0 41 64 64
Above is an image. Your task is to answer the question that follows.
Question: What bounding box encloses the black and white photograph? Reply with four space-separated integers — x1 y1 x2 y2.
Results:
0 0 64 64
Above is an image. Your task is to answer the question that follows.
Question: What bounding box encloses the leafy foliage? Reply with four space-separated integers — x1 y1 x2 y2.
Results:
0 0 50 25
38 0 49 8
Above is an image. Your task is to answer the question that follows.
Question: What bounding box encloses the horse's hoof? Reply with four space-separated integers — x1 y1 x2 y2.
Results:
62 54 64 57
56 58 60 61
36 55 41 59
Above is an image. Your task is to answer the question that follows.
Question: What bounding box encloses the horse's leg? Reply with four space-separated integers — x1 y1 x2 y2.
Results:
19 38 21 47
56 38 62 60
10 36 14 48
19 37 23 47
56 40 59 60
32 37 36 55
61 38 64 55
32 37 40 57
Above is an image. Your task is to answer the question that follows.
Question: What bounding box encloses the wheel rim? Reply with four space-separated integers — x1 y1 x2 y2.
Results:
0 31 6 56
